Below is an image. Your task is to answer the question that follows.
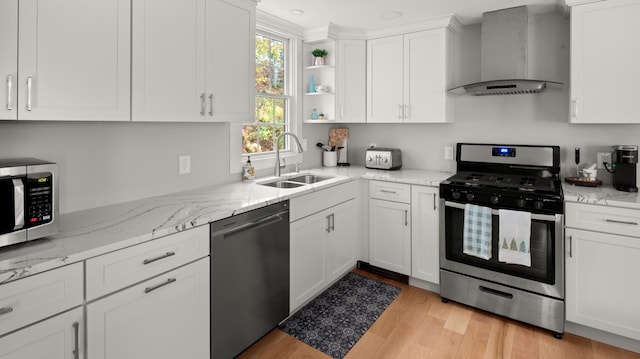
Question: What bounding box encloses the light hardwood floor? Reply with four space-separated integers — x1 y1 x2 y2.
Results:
239 269 640 359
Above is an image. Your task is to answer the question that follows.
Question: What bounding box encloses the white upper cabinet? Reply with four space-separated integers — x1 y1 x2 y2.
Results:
18 0 131 121
568 0 640 123
133 0 255 122
367 26 456 123
336 39 366 123
0 0 17 120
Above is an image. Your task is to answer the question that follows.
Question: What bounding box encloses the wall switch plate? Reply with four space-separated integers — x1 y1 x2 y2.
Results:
444 146 454 160
179 155 191 174
597 152 611 169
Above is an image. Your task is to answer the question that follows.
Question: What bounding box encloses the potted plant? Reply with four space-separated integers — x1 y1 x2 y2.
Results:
311 48 328 66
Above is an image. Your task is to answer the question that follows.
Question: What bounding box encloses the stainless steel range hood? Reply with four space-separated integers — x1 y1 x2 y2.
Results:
449 6 562 96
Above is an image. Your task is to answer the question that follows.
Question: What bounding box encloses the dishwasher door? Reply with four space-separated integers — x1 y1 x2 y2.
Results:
210 201 290 359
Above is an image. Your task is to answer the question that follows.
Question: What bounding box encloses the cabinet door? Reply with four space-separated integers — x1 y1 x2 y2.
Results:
367 35 404 123
336 39 366 123
18 0 130 121
290 211 327 311
369 198 411 275
0 0 17 120
132 0 206 122
570 0 640 123
326 199 357 282
404 29 449 123
207 0 255 122
0 308 83 359
411 186 439 283
566 228 640 340
87 258 210 359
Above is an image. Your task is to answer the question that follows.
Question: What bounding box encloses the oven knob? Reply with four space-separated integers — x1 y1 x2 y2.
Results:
466 193 475 201
383 158 389 163
517 198 527 207
452 191 461 200
367 157 373 162
490 196 499 204
534 201 544 210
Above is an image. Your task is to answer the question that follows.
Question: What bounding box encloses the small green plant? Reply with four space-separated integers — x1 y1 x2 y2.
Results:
311 48 328 57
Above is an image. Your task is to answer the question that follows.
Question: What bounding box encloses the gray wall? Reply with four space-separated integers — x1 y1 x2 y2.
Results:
1 11 638 213
303 12 640 181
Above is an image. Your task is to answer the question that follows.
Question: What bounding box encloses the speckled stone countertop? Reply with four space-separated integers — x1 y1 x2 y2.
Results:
0 166 451 284
563 182 640 210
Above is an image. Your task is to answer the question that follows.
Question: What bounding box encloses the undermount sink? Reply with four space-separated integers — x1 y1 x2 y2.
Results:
287 175 333 184
257 174 334 189
259 180 306 189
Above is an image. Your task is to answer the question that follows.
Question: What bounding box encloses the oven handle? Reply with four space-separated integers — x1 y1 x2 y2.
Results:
444 201 558 222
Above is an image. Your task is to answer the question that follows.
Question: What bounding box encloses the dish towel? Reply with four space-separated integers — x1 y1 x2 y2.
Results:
463 204 493 260
498 209 532 267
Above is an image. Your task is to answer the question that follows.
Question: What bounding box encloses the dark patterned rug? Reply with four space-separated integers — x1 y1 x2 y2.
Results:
279 272 401 359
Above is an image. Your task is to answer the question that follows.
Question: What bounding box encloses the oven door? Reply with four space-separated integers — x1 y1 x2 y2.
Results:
439 200 564 299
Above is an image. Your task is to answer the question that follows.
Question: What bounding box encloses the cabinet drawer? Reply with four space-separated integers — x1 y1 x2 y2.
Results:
86 225 209 301
369 180 411 203
566 202 640 238
0 262 83 336
290 180 357 222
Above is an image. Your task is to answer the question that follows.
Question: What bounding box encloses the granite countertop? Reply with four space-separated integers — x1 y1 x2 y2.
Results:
563 182 640 210
0 166 451 284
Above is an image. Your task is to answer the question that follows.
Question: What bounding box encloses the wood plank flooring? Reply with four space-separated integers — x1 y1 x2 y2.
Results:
239 269 640 359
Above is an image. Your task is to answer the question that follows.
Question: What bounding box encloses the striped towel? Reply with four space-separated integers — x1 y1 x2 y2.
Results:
463 203 493 260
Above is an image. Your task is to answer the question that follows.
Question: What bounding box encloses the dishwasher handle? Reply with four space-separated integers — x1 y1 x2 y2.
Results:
211 211 287 237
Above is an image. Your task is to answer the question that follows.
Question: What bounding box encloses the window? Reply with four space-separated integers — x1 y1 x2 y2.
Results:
242 33 290 155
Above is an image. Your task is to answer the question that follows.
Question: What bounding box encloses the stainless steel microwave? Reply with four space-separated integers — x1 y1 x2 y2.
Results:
0 159 58 248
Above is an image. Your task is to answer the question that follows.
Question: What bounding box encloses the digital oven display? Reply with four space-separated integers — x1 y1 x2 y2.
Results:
492 147 516 157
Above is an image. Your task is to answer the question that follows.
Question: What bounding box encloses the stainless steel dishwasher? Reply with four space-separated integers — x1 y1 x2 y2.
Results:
210 201 290 359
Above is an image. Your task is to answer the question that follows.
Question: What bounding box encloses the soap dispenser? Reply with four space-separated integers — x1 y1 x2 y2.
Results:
242 156 255 181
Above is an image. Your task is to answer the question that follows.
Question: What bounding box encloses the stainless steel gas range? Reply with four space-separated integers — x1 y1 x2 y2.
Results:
439 143 565 338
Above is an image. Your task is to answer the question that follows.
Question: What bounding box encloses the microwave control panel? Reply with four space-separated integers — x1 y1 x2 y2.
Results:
26 173 54 227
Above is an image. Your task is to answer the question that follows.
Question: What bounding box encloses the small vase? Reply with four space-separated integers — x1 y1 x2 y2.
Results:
313 57 325 66
308 74 316 93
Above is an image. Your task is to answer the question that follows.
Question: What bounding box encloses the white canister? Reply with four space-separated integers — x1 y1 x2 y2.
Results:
323 151 337 167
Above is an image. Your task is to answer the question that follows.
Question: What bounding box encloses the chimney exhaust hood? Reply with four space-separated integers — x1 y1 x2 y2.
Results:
448 6 562 96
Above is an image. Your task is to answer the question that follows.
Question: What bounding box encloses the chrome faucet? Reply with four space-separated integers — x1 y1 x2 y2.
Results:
274 132 304 177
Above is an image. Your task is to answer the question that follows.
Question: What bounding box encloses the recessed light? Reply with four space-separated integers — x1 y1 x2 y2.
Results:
290 9 304 15
382 11 403 20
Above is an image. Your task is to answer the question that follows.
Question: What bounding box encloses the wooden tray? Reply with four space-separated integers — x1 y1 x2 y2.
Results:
564 177 603 187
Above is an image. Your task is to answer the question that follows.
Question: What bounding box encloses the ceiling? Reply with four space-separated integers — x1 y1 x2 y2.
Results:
257 0 564 31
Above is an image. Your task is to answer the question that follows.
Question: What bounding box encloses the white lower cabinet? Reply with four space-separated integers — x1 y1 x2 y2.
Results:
411 185 440 283
0 307 83 359
369 198 411 275
290 181 357 312
565 227 640 340
87 257 210 359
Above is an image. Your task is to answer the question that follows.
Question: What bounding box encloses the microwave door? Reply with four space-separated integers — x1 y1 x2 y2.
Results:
0 177 27 246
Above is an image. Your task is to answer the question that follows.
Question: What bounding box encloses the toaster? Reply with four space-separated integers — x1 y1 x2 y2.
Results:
365 148 402 170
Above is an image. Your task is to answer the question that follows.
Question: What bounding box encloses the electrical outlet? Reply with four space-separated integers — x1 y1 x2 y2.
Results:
597 152 611 169
179 155 191 174
444 146 454 160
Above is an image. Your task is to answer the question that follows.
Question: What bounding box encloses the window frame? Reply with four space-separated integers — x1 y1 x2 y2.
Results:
229 21 303 175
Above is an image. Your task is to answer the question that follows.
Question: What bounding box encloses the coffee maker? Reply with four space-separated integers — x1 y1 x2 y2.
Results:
612 145 638 192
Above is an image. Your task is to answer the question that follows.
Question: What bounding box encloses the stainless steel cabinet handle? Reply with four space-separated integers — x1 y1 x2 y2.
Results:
340 105 344 119
330 213 335 232
569 235 572 258
398 104 402 119
404 209 408 226
208 94 213 116
0 307 13 316
6 75 12 110
433 193 437 211
380 189 397 194
26 77 33 111
326 214 331 233
200 93 205 116
144 278 177 294
143 251 176 265
572 99 579 119
605 219 638 226
404 104 409 119
72 322 80 359
13 179 24 230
